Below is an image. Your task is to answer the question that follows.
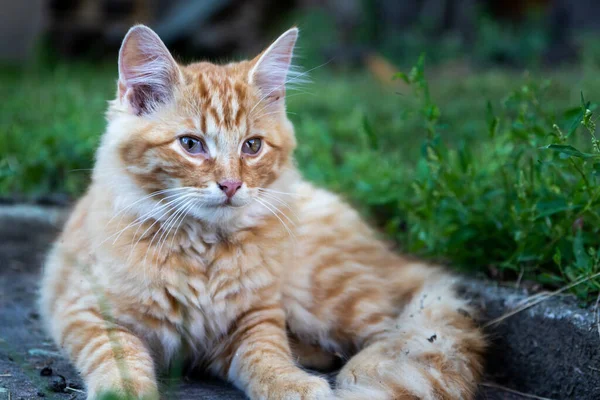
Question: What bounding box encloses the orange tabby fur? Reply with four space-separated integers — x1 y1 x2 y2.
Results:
40 25 485 400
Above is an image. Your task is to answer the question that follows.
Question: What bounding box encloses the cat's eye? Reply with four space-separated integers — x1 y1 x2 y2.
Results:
242 138 262 155
179 136 205 155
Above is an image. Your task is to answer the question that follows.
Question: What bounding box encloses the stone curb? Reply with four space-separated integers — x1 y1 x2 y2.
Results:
462 280 600 399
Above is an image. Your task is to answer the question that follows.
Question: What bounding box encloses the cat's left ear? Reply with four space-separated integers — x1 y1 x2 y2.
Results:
118 25 181 115
249 27 299 105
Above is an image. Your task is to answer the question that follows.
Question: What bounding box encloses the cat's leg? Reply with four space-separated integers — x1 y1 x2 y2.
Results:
54 305 158 399
334 269 485 400
289 335 339 371
211 305 333 400
76 324 158 399
41 260 158 399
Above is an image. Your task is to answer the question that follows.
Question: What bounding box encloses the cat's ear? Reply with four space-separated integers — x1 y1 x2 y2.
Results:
118 25 181 115
249 27 299 105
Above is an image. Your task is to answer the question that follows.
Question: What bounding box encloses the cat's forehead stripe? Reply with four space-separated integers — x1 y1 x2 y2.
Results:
191 72 250 134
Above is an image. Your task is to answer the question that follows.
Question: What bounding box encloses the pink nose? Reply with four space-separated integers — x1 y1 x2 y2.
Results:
218 180 243 198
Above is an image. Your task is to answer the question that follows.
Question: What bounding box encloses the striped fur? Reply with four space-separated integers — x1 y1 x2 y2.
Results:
39 25 485 400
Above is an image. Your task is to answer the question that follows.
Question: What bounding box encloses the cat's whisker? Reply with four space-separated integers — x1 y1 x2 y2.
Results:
253 110 298 121
258 197 296 228
125 192 197 246
111 191 184 230
151 201 188 264
108 187 195 227
110 188 193 224
69 167 127 172
258 191 293 210
124 205 177 262
127 194 195 263
142 196 194 267
248 59 332 118
250 97 299 122
153 198 197 263
258 193 300 222
251 90 311 121
258 188 309 198
137 195 194 283
254 197 295 241
166 200 200 257
249 74 309 117
106 191 192 246
99 204 168 247
285 90 315 98
147 210 179 266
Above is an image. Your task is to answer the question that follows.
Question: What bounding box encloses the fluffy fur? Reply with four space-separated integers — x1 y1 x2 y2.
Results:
40 25 485 400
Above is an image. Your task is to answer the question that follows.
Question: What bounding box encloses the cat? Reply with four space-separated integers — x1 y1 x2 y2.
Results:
39 25 485 400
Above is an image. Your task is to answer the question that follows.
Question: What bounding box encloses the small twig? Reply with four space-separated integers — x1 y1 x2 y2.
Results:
0 374 11 377
481 382 556 400
66 386 85 394
512 291 549 309
589 366 600 372
569 158 593 197
484 271 600 328
515 267 525 289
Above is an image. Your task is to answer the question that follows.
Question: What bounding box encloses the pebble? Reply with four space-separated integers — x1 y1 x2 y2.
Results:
47 375 66 393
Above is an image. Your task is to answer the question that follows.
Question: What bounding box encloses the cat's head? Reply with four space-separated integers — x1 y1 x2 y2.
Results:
96 25 301 226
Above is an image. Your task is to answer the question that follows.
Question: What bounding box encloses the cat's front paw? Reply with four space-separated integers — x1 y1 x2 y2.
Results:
87 376 159 400
254 373 333 400
89 389 159 400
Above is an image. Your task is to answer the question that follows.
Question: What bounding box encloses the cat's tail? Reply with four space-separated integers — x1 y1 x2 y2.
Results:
334 274 485 400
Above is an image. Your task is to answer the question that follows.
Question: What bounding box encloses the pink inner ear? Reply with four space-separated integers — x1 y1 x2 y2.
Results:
250 28 299 101
118 25 179 115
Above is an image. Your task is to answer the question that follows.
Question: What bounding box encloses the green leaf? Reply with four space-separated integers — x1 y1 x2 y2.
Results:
457 142 472 172
393 72 410 83
583 109 596 133
593 163 600 177
553 248 562 267
574 228 591 270
535 200 579 219
427 105 441 122
486 101 499 138
563 106 583 120
362 115 378 150
538 273 564 285
567 108 584 137
543 144 600 159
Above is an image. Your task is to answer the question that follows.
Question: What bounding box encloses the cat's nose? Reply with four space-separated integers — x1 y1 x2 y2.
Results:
218 180 243 198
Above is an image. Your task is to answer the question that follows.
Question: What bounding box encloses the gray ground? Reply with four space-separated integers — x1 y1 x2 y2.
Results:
0 205 548 399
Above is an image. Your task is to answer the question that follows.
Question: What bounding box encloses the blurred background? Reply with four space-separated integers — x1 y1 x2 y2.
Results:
2 0 600 296
3 0 600 65
4 0 600 65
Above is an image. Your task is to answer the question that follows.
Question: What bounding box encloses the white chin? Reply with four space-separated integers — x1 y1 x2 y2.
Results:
188 205 235 223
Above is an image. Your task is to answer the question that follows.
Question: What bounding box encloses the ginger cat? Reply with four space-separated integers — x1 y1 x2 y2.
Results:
39 25 485 400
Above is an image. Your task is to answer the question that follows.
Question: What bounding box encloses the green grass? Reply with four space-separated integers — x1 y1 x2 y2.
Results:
2 56 600 299
0 62 114 195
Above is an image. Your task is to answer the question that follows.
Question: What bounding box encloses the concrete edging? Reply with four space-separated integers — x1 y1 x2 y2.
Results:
463 280 600 399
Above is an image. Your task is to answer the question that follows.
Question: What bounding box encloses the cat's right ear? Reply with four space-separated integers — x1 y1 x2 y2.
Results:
118 25 181 115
